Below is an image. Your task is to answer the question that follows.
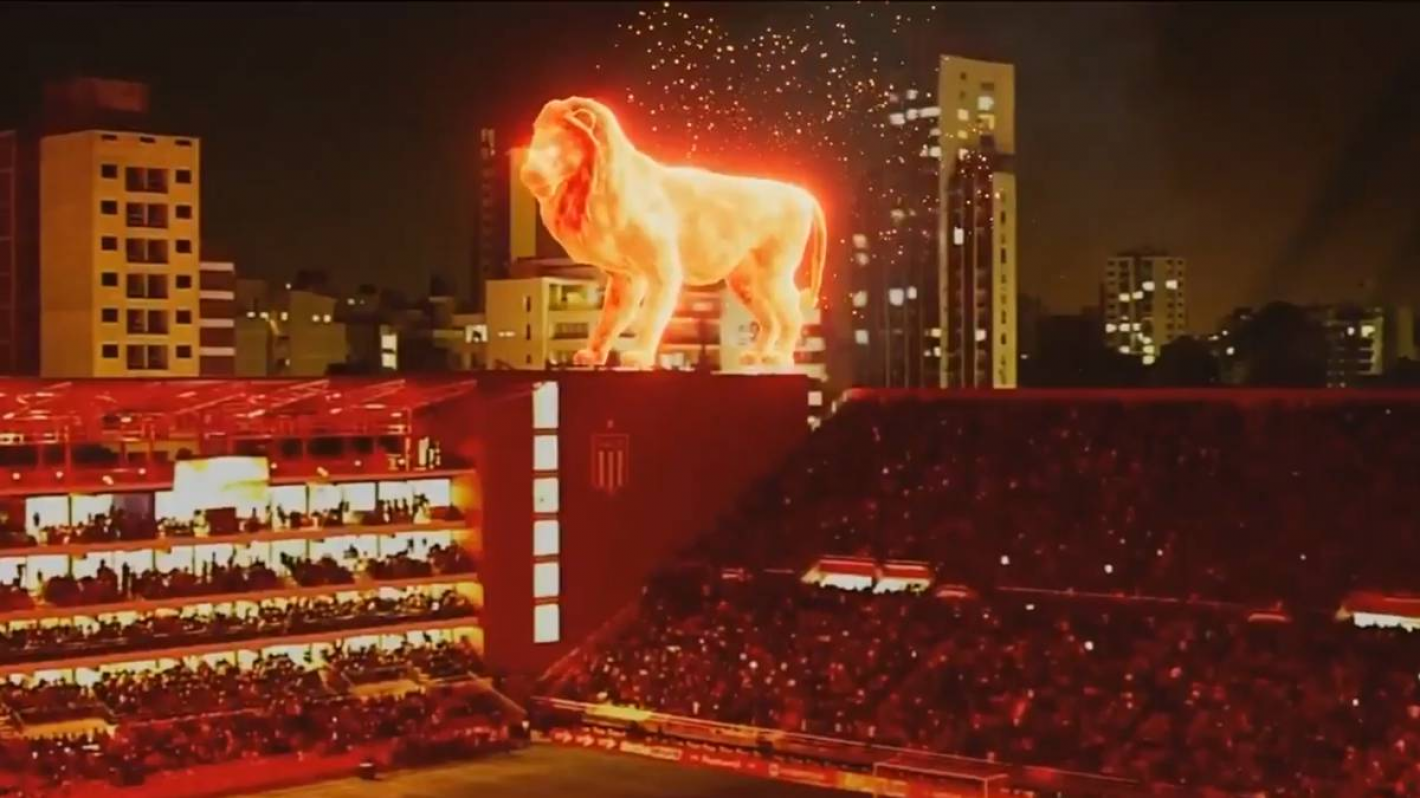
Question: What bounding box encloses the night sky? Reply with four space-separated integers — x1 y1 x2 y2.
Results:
1 1 1417 331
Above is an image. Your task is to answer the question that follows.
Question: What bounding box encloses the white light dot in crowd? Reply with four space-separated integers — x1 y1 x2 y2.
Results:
999 555 1010 566
1084 641 1095 652
1104 564 1114 575
1025 603 1035 611
1353 698 1360 707
1299 553 1307 561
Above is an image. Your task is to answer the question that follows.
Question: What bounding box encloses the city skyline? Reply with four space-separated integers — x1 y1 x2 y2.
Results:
1 2 1417 332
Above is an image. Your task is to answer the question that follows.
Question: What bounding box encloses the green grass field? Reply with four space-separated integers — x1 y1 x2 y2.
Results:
254 744 849 797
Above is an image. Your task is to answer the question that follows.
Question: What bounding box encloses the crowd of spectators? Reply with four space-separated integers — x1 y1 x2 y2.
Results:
700 395 1420 609
0 642 504 790
0 590 475 666
0 491 463 551
0 541 478 611
554 395 1420 795
559 570 1420 795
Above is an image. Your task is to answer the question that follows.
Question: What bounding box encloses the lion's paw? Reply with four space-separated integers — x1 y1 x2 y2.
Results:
573 348 608 367
618 349 657 369
759 352 791 369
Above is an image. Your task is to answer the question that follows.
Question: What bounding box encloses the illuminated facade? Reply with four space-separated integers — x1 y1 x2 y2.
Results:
1102 251 1188 364
39 129 202 377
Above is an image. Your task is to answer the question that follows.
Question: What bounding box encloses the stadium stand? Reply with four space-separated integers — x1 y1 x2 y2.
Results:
552 392 1420 795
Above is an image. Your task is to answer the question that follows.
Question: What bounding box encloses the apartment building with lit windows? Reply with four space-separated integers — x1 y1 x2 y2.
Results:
1102 251 1187 364
39 129 201 377
849 55 1017 389
938 55 1018 389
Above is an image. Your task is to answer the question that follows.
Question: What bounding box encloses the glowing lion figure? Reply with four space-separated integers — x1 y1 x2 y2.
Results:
519 96 826 369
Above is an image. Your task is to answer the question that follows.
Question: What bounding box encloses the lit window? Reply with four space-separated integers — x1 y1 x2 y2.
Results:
956 108 969 121
808 391 823 407
975 329 987 343
1119 346 1131 354
854 252 869 266
1132 291 1144 300
1142 281 1155 292
888 288 904 306
978 95 995 111
854 329 869 346
919 106 940 118
534 477 559 513
533 520 560 557
851 234 868 250
852 290 868 308
888 112 905 126
1118 292 1130 302
534 562 560 599
953 227 965 246
1362 324 1376 338
1142 355 1156 365
1226 346 1236 356
533 381 559 429
1105 323 1117 333
534 603 560 644
906 286 918 300
533 434 558 471
1165 279 1179 290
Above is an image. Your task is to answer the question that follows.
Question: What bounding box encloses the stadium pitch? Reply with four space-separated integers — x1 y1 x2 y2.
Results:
253 744 849 797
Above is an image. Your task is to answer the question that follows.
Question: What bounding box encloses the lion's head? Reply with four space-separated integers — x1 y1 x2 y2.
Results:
520 97 623 235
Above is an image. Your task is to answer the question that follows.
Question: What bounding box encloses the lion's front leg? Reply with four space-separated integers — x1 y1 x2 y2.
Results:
575 272 646 367
620 263 682 370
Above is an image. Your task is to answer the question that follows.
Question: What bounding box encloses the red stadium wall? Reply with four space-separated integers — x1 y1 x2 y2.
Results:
435 372 809 677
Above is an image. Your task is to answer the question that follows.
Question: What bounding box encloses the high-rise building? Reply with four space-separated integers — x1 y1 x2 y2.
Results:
848 86 941 388
39 129 202 377
1310 304 1414 387
848 55 1018 389
938 55 1017 389
469 128 507 312
1102 251 1188 364
3 78 152 376
0 130 39 376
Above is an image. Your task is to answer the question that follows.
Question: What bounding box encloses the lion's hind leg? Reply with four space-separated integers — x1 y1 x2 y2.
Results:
762 273 805 371
728 265 780 366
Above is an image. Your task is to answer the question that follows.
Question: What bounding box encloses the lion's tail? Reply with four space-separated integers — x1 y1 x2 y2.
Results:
800 196 827 312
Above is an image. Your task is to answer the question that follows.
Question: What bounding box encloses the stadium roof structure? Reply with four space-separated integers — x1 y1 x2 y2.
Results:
0 377 480 445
